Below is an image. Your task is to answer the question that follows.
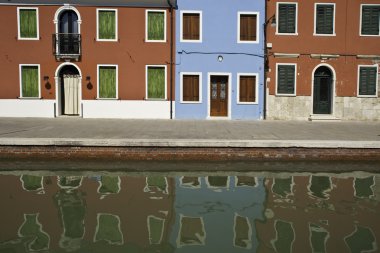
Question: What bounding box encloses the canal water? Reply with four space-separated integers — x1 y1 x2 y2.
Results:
0 170 379 253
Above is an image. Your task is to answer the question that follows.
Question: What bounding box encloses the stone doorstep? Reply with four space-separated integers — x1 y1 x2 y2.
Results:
308 114 341 121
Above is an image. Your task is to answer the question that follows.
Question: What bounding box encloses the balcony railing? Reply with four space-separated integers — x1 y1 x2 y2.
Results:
53 33 81 60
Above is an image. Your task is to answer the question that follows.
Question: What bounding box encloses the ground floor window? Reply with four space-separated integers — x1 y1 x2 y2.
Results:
20 64 40 98
98 65 117 99
146 65 166 99
276 64 296 96
238 74 257 103
181 73 201 103
358 65 378 97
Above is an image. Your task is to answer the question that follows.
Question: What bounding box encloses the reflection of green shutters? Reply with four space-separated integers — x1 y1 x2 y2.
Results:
345 226 376 253
278 4 296 33
148 216 165 244
99 176 120 194
21 65 39 98
98 10 116 40
355 176 374 198
272 177 292 197
272 220 294 253
359 67 377 96
147 11 165 41
309 176 331 199
19 9 37 38
147 66 165 99
147 176 167 192
95 214 123 245
99 66 117 98
316 4 334 34
361 6 380 35
21 175 43 191
310 224 328 253
277 65 295 95
19 214 50 251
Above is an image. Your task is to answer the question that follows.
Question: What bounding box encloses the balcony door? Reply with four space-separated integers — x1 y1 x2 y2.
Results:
58 10 80 55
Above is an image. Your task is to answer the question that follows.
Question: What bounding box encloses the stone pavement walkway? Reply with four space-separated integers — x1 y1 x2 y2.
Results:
0 118 379 148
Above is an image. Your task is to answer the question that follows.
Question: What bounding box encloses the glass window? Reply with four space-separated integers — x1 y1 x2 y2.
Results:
147 66 166 99
20 65 39 98
147 10 165 41
361 5 380 35
98 66 117 99
277 3 297 34
18 8 38 39
97 10 117 40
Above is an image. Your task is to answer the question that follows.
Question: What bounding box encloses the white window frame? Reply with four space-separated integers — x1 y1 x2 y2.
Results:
96 8 118 42
237 73 259 104
237 11 260 44
180 72 202 104
359 4 380 36
180 10 202 43
275 63 297 96
17 7 39 40
19 64 41 99
313 3 336 36
97 64 119 99
145 10 167 42
145 65 168 100
276 2 298 35
357 64 379 98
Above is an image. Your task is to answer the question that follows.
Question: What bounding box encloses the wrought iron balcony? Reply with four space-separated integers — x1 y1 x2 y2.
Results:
53 33 81 60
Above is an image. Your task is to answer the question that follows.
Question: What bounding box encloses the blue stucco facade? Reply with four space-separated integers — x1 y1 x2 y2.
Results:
174 0 265 120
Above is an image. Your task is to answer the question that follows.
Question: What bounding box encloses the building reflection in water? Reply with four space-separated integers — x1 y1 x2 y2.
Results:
0 172 378 252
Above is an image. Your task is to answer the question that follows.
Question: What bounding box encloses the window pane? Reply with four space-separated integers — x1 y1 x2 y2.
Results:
240 14 257 41
19 9 37 38
183 75 199 102
98 11 116 40
148 11 165 41
148 67 165 99
183 13 200 40
277 65 295 95
278 4 296 33
239 76 256 102
359 67 377 96
361 6 380 35
21 66 39 97
99 66 116 98
316 5 334 34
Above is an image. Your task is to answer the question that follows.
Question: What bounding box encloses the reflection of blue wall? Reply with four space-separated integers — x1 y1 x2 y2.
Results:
170 176 266 253
175 0 265 120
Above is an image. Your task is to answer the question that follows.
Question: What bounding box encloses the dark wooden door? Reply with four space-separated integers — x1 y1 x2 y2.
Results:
210 76 228 117
313 67 332 114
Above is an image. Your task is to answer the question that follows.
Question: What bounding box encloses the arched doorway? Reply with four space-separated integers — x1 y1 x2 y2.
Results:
55 64 81 116
313 66 333 114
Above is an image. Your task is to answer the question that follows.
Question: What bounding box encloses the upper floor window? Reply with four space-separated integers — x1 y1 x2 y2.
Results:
17 7 39 40
238 12 259 43
358 65 378 97
181 11 202 42
19 64 40 98
146 10 166 42
360 5 380 36
276 64 296 96
314 3 335 35
97 9 117 41
277 3 297 35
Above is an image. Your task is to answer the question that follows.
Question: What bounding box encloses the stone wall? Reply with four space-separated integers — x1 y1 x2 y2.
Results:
267 95 380 121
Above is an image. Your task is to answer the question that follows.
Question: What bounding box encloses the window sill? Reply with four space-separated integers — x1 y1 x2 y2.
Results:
180 39 202 43
145 40 167 43
313 33 336 36
96 39 118 42
96 98 119 100
237 40 259 44
275 94 296 97
18 97 42 99
180 101 202 104
145 98 167 101
237 102 258 105
359 34 380 37
275 32 298 36
18 37 40 40
357 95 378 98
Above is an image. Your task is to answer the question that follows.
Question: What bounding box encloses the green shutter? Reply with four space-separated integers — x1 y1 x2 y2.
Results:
148 11 165 41
316 5 334 34
98 10 116 40
148 216 165 244
361 6 380 35
19 9 37 38
147 67 165 99
359 67 377 96
21 66 39 97
99 66 117 98
278 4 296 33
277 65 295 95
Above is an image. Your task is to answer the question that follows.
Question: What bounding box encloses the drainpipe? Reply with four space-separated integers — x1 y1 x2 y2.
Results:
263 0 268 120
167 0 175 119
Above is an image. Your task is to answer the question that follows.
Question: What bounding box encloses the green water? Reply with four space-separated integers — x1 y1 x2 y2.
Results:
0 170 379 253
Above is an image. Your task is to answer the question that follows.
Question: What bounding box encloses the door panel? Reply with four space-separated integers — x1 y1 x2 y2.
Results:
210 76 228 117
313 76 332 114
